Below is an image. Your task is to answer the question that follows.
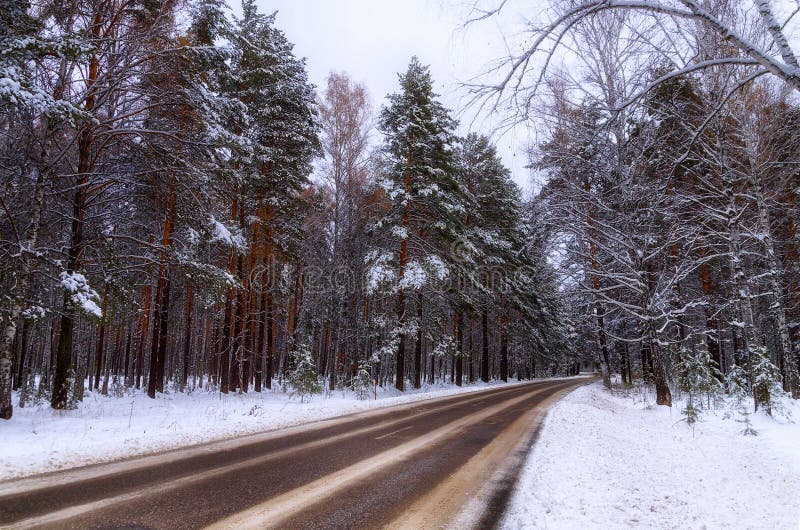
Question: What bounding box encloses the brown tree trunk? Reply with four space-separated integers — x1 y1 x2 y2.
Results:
93 284 110 390
254 277 268 393
395 289 406 392
499 305 509 382
147 174 177 399
413 293 422 389
51 8 103 411
155 273 171 393
181 283 193 392
123 329 132 386
455 310 464 387
219 197 239 394
219 291 233 394
649 324 672 406
265 292 274 390
481 308 490 383
13 320 31 392
135 283 152 390
394 143 412 393
232 253 246 393
699 256 724 379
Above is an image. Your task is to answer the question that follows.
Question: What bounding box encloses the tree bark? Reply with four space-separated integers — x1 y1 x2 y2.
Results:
481 308 490 383
51 7 104 411
413 293 423 389
181 283 194 392
93 285 110 390
455 310 464 387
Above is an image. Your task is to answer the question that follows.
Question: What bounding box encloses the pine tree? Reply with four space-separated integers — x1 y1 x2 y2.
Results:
350 359 374 400
369 57 467 391
456 133 536 383
0 0 85 419
227 1 320 247
0 0 81 119
217 2 320 393
677 347 723 424
751 348 785 416
137 0 240 399
287 345 321 403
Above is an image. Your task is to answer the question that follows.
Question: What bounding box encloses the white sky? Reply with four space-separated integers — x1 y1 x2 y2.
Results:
254 0 544 191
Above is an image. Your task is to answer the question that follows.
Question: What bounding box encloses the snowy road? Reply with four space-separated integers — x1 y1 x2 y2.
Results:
0 379 590 529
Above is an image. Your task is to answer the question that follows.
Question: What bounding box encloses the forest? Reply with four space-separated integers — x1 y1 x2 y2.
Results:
0 0 571 421
1 0 800 424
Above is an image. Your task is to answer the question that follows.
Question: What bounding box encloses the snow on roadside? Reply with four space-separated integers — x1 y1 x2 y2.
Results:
1 379 530 481
503 382 800 530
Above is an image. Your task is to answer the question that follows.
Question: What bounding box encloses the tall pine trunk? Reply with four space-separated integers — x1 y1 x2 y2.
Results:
52 8 103 411
93 285 110 390
413 293 422 389
147 174 177 398
481 308 490 383
455 310 464 387
181 283 194 392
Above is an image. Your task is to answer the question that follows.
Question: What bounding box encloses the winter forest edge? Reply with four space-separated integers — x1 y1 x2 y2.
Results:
1 0 800 435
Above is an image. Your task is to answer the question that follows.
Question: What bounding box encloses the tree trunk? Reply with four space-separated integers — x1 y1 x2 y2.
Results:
499 307 509 382
51 8 103 411
135 283 152 390
123 329 132 386
699 256 724 380
254 276 268 393
232 253 246 393
395 293 406 392
156 275 171 393
724 165 763 408
13 320 31 392
181 283 194 392
219 290 233 394
93 285 110 390
481 308 490 383
413 293 422 389
455 310 464 387
595 302 612 389
749 165 797 396
147 174 177 399
649 324 672 406
265 292 274 390
0 55 64 419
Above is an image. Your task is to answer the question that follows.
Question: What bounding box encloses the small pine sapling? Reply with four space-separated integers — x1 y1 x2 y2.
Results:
350 360 373 400
726 365 751 407
287 346 321 403
736 407 758 436
750 348 789 417
677 347 723 424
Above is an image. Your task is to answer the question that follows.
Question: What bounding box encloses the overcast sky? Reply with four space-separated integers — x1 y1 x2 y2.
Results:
253 0 544 191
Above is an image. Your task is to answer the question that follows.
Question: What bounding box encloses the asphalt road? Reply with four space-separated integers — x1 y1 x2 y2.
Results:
0 378 590 530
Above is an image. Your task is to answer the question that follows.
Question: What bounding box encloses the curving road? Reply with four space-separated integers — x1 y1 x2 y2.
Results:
0 378 591 530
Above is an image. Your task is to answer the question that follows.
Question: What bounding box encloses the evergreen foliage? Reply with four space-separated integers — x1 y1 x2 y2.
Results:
287 346 322 403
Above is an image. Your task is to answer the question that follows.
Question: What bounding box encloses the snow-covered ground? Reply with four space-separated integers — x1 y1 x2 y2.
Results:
1 379 524 481
503 381 800 530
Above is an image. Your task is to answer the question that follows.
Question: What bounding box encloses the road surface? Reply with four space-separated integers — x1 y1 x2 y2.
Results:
0 378 590 529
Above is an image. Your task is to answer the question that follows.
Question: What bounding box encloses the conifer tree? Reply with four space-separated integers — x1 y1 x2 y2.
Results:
218 2 320 392
0 0 85 419
370 57 466 391
456 133 528 382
